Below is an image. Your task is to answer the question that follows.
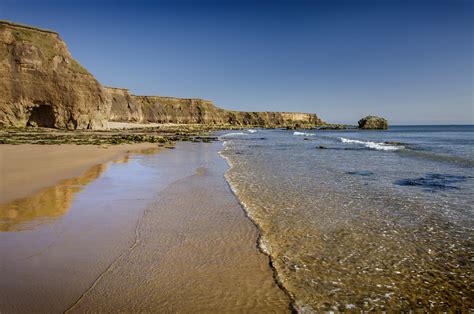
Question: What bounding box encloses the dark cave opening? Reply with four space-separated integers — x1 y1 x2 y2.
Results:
27 105 56 128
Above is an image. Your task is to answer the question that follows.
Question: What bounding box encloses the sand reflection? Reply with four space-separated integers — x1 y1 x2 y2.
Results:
0 164 107 232
0 147 163 232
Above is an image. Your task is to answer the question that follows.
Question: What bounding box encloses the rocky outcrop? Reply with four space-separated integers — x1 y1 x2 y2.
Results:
0 20 323 130
0 21 110 129
358 115 388 129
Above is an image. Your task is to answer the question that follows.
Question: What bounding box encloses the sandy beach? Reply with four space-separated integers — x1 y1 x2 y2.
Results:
0 143 159 203
0 142 290 312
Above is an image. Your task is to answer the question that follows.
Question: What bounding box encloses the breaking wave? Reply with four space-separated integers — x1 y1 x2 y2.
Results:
293 132 316 137
247 129 258 133
219 132 249 140
220 132 248 138
339 137 404 151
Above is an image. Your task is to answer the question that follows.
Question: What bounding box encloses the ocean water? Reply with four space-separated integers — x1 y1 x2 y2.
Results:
219 125 473 312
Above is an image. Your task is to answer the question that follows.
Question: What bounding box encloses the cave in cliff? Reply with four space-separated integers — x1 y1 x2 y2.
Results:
27 104 56 128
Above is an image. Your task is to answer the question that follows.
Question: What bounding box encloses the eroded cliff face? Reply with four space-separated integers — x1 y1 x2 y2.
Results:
108 90 323 127
105 87 143 123
134 95 229 124
0 21 110 129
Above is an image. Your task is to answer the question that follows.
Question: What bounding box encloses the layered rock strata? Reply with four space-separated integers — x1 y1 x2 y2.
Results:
108 90 323 127
0 21 110 129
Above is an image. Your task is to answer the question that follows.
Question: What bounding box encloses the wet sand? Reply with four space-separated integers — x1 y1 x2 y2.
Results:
0 143 158 203
0 142 289 312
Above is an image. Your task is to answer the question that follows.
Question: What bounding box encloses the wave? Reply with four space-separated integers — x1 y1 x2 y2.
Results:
247 129 258 133
339 137 404 151
219 132 248 139
293 131 316 137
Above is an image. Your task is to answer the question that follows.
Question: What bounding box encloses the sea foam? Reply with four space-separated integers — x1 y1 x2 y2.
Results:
339 137 403 151
220 132 247 138
293 131 316 136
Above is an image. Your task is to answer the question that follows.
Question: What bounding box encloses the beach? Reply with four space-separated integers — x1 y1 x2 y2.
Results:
1 4 471 311
0 143 158 203
0 141 290 312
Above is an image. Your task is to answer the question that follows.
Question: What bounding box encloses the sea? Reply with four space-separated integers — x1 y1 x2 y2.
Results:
219 125 473 312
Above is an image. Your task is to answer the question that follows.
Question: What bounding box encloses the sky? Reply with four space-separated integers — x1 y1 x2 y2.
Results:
1 0 472 124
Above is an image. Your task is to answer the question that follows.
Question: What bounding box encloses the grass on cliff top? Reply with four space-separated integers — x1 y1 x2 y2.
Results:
0 20 58 34
8 25 57 59
69 60 89 74
3 21 89 74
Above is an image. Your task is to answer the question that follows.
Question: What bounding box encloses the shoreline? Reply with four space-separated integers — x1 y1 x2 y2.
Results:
219 146 297 310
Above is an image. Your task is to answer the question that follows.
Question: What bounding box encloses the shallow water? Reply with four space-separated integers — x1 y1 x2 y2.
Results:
0 143 289 312
69 142 289 312
220 126 474 311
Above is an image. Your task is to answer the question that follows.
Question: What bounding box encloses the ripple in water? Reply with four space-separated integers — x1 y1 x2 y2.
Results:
220 127 474 312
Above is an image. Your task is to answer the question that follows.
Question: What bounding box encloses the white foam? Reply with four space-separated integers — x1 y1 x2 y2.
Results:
247 129 257 133
339 137 403 151
219 132 247 139
293 131 316 136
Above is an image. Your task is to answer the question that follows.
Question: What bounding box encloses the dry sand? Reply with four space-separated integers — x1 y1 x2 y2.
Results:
0 142 290 312
0 143 157 203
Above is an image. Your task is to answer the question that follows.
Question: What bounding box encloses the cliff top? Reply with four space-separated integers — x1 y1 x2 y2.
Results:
132 94 212 103
103 86 130 91
0 20 58 35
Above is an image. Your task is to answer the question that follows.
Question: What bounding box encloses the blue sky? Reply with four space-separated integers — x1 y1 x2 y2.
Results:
1 0 472 124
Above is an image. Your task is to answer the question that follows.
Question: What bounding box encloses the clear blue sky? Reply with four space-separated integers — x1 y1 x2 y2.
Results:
1 0 472 124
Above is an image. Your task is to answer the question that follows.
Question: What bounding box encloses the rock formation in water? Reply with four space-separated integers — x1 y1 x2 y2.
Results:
0 21 110 129
0 20 323 129
358 115 388 129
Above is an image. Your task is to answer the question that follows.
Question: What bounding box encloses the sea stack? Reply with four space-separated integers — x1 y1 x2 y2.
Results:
358 115 388 129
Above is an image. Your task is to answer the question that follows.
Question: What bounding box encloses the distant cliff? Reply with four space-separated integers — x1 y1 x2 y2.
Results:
105 87 323 127
0 20 323 130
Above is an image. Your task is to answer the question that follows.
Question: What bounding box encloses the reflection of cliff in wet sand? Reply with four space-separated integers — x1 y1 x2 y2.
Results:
0 164 107 232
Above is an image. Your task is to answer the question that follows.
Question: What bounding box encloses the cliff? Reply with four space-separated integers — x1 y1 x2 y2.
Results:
105 87 143 123
0 20 110 129
107 89 323 127
0 20 323 130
